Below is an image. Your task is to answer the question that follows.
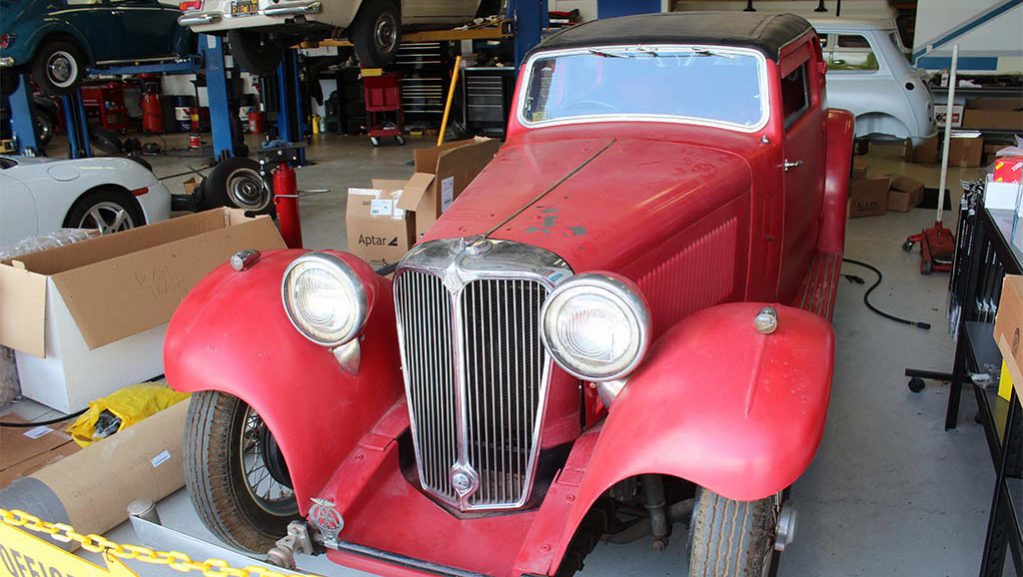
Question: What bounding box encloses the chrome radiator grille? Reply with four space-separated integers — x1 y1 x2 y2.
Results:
394 269 551 510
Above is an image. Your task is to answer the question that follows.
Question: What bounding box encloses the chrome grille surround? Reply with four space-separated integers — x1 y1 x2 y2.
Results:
393 237 573 511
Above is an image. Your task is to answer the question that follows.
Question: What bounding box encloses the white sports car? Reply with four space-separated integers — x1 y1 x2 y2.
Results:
0 156 172 249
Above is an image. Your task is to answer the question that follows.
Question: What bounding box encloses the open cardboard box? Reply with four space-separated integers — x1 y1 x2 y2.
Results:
0 208 286 412
397 137 502 241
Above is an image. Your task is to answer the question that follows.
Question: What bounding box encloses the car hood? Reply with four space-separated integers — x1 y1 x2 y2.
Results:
423 136 752 273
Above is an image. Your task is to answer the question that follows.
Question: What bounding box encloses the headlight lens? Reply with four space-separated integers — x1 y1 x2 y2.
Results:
541 273 651 382
282 252 368 346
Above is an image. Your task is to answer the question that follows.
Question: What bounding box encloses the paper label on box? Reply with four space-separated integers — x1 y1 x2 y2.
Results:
349 188 381 197
371 199 394 216
393 207 406 219
151 450 171 468
441 177 455 212
23 426 52 439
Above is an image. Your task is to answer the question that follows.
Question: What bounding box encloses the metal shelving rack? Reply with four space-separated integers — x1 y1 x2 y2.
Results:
942 205 1023 576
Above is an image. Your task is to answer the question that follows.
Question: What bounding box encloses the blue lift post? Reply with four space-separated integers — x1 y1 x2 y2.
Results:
508 0 548 68
8 73 43 155
198 34 238 161
61 91 92 158
273 48 306 165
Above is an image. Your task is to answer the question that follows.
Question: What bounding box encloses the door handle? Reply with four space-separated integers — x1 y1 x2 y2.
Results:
784 159 803 171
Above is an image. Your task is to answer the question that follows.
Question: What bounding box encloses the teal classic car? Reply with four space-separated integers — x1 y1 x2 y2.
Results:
0 0 194 96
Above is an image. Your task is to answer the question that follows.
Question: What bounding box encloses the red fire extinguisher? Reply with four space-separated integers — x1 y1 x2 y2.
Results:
140 75 163 134
273 163 302 249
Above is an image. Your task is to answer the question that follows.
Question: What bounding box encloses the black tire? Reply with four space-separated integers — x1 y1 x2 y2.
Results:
33 40 87 96
34 107 56 148
228 30 283 76
370 136 380 146
184 391 300 553
0 69 20 98
395 134 405 145
89 126 124 154
202 157 271 213
689 488 778 577
63 186 146 234
350 1 401 68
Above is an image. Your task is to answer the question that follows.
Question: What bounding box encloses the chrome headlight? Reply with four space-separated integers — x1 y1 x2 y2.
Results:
282 252 368 346
540 273 651 382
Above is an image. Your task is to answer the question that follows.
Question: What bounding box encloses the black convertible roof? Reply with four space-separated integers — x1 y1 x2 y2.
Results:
529 12 813 62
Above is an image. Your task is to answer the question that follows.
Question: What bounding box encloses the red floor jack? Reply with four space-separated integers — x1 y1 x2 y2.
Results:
903 222 955 274
904 45 960 276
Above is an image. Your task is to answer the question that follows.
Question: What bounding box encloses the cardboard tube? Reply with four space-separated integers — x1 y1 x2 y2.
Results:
0 399 189 549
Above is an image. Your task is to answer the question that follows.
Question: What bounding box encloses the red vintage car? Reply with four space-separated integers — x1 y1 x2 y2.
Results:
165 11 854 577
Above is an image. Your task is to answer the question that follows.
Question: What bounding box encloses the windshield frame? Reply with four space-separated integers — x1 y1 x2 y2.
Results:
516 44 771 133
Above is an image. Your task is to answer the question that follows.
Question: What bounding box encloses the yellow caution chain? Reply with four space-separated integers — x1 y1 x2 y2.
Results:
0 507 314 577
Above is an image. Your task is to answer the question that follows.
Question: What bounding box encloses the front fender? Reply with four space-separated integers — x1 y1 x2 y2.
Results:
164 249 404 512
548 302 833 571
819 108 854 254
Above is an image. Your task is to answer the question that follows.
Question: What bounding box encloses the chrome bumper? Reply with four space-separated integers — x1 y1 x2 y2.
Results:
177 12 221 25
264 0 321 16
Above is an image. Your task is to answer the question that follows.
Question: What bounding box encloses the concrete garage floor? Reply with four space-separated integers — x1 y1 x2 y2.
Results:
7 134 1004 576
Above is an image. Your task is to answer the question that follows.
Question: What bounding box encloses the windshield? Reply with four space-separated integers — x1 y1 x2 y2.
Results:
520 46 767 130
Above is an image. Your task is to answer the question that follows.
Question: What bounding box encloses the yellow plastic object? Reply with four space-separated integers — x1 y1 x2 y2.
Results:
1000 361 1013 401
66 383 190 447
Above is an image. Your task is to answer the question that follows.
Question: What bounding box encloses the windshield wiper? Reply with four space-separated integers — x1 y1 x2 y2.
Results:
692 48 735 59
588 49 627 59
631 46 659 57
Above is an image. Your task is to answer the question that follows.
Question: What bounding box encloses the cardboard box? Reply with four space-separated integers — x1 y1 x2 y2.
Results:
947 134 984 168
0 209 286 412
934 103 963 128
984 142 1014 166
887 175 924 212
182 177 200 195
963 109 1023 131
345 179 415 266
994 156 1023 183
852 154 867 172
906 135 939 164
847 176 891 218
0 416 80 488
397 138 502 240
993 275 1023 403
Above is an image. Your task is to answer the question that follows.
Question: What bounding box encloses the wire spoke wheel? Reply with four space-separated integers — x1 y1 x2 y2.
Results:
238 408 295 515
184 391 300 553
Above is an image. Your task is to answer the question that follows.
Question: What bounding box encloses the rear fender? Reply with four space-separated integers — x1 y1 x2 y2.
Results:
547 302 833 570
819 109 854 253
164 249 404 513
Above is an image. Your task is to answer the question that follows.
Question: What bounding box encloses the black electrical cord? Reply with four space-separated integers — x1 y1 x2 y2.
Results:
842 258 930 330
0 408 87 428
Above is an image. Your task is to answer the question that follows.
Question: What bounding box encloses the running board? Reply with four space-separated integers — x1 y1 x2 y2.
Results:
336 541 491 577
792 250 842 321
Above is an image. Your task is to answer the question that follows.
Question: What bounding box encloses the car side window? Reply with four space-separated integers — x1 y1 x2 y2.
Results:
781 62 809 130
827 34 879 71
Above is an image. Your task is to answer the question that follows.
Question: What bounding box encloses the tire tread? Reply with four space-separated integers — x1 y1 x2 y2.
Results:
690 489 776 577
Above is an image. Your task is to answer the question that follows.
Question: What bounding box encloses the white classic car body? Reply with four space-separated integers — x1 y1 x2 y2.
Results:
812 18 935 144
179 0 479 35
0 155 171 248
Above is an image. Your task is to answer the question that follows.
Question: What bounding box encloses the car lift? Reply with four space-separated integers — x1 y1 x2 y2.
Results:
6 34 242 161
